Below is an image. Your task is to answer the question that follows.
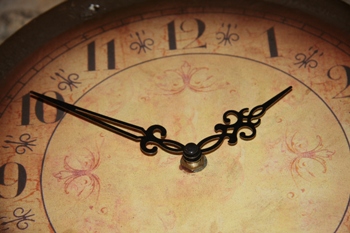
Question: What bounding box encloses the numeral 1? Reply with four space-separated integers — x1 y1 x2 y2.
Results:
168 21 177 50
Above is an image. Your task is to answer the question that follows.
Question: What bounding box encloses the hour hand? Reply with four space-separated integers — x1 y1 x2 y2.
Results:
197 86 292 154
30 91 184 155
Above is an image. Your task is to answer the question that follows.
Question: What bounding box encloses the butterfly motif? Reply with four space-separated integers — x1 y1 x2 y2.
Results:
54 149 101 200
155 61 222 94
286 134 334 181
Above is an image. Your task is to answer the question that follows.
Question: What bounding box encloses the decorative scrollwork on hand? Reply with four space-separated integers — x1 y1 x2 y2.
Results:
198 107 261 153
198 86 292 154
140 125 184 155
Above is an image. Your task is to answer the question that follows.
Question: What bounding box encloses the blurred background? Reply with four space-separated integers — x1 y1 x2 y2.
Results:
0 0 65 44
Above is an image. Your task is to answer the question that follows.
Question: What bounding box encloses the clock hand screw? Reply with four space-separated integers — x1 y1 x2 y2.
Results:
180 143 207 172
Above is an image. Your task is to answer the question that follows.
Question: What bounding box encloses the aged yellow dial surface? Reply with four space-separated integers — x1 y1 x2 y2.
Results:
1 0 350 232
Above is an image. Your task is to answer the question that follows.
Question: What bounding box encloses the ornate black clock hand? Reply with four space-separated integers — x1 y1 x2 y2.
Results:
30 91 184 155
198 86 293 154
179 86 292 172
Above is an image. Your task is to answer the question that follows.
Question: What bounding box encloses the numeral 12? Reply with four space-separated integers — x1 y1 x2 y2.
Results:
167 19 207 50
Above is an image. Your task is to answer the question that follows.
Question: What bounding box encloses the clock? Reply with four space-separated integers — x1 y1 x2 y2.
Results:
0 0 350 232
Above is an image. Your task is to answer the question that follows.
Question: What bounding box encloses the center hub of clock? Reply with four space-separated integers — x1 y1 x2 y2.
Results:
181 143 207 172
183 143 201 161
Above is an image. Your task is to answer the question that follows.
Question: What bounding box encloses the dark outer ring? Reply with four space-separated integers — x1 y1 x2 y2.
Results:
0 0 349 85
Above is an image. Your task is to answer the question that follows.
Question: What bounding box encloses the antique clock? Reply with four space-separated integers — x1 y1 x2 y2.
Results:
0 0 350 232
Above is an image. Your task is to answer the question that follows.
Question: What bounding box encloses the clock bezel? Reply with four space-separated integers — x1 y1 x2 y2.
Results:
0 0 350 231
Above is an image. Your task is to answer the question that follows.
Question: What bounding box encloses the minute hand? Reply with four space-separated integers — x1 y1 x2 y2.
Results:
30 91 184 155
197 86 292 154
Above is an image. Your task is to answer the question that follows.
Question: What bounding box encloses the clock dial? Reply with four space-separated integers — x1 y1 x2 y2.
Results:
0 0 350 232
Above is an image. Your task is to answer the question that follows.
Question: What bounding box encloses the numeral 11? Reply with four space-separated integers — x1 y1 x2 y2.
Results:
87 40 116 71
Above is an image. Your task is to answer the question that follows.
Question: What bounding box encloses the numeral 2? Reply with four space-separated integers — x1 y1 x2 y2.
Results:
327 65 350 99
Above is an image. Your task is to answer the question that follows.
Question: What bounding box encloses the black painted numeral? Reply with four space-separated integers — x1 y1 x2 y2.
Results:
21 91 64 125
327 65 350 99
168 21 177 50
267 27 278 57
0 162 27 199
87 41 96 71
167 19 207 50
87 40 116 71
107 40 116 69
21 92 31 125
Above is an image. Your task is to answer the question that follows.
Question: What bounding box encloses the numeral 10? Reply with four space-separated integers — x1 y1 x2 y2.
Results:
21 91 64 125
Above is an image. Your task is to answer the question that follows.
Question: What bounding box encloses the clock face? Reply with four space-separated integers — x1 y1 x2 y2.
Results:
1 0 350 232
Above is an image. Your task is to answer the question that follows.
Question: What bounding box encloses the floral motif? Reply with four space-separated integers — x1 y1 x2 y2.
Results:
2 133 36 154
216 23 239 46
50 69 81 92
294 46 323 69
285 134 334 181
129 31 154 54
0 207 35 231
54 149 101 199
155 61 221 94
